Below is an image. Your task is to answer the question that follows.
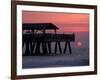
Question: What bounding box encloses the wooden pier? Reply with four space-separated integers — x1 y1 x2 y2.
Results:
22 23 75 56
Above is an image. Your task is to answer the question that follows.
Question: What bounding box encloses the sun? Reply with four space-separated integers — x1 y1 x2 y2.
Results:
77 42 82 48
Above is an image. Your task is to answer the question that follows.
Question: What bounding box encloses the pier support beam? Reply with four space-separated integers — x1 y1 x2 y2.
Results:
64 42 72 54
55 42 62 54
35 42 41 55
31 42 36 55
25 41 30 56
47 42 51 54
42 42 48 55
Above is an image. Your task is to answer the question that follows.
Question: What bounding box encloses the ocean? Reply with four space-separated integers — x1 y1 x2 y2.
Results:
22 32 89 69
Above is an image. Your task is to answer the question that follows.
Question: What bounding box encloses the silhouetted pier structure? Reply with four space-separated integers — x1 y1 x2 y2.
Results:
22 23 75 56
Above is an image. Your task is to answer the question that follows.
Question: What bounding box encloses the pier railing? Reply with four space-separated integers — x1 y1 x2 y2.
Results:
23 33 75 42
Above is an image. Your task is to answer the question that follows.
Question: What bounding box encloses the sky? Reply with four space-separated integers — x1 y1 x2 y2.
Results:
22 11 89 33
22 11 89 48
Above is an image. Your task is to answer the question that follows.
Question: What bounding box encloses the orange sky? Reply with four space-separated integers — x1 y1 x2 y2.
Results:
22 11 89 32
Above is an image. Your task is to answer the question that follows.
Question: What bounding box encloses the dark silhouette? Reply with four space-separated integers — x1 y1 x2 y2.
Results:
22 23 75 56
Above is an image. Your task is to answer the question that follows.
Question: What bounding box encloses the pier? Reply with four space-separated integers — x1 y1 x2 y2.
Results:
22 23 75 56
